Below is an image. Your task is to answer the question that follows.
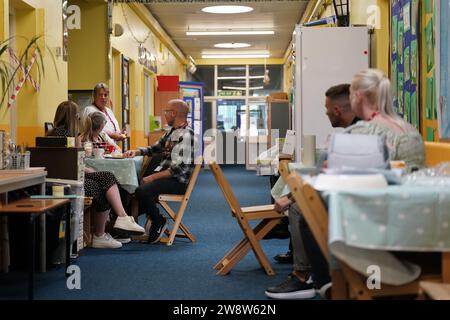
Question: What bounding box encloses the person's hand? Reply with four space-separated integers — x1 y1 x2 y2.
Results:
111 131 126 141
142 174 155 185
123 150 137 158
84 167 96 174
274 196 292 213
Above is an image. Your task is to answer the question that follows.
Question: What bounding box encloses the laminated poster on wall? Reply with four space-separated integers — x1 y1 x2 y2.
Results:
404 46 410 82
411 0 419 35
426 127 435 142
411 92 418 129
392 63 398 99
194 106 201 121
426 77 433 120
411 40 418 84
398 21 404 64
404 91 411 122
404 2 411 32
392 16 398 53
425 0 434 14
426 19 435 72
433 70 437 119
194 120 201 136
398 72 404 113
150 116 162 132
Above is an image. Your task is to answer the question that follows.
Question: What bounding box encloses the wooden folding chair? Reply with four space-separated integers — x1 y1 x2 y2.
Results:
158 156 202 246
282 167 445 299
209 162 285 276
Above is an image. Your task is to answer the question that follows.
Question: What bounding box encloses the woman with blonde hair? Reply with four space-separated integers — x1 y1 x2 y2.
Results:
346 68 425 171
82 83 127 143
80 111 120 152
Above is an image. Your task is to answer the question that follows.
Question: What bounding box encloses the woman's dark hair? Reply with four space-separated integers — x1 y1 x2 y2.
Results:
325 84 351 111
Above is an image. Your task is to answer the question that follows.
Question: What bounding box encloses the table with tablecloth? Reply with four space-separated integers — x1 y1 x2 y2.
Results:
271 163 450 285
326 185 450 285
85 156 143 193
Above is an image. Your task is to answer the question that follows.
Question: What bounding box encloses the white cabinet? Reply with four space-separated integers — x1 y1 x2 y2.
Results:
293 26 370 161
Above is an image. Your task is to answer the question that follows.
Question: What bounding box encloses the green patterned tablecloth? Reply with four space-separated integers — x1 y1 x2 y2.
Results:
85 156 143 193
326 185 450 285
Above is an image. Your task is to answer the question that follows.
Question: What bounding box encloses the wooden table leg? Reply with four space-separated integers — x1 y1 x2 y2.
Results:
443 252 450 283
39 183 46 272
0 216 8 273
65 203 71 276
331 270 348 299
29 215 36 300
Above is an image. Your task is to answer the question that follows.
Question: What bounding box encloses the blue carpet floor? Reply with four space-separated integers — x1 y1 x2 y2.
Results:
0 166 293 300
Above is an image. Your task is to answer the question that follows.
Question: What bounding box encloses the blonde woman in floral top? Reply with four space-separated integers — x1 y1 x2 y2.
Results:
347 69 425 172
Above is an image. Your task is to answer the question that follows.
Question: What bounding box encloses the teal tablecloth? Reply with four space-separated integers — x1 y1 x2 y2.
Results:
328 186 450 252
272 165 450 285
85 156 143 193
327 185 450 285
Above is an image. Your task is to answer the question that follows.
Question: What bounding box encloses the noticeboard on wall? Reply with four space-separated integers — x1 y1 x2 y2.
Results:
391 0 420 129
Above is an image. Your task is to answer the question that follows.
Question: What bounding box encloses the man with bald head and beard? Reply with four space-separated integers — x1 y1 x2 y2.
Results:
124 99 196 244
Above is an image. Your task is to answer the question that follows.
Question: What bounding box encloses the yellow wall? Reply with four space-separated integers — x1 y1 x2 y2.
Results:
1 0 68 146
316 0 390 74
68 0 108 90
111 3 186 149
0 0 7 40
351 0 390 75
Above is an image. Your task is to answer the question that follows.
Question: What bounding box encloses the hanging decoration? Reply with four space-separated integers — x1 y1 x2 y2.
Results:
121 3 157 73
7 47 39 107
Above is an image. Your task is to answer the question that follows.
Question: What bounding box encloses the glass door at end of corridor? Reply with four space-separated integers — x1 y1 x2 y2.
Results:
216 99 246 165
246 100 268 170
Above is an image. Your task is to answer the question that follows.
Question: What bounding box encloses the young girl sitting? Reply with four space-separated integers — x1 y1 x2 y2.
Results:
80 111 121 153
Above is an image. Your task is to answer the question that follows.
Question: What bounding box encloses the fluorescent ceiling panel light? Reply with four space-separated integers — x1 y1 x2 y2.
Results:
201 5 254 14
222 86 264 90
222 86 245 90
202 54 270 59
186 31 274 36
214 43 251 49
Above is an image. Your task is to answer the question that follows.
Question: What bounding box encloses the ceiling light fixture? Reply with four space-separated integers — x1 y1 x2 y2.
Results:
202 54 270 59
186 30 274 36
222 86 264 90
201 5 254 14
214 43 251 49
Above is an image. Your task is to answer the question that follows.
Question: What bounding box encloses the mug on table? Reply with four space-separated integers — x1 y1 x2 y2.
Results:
93 148 105 159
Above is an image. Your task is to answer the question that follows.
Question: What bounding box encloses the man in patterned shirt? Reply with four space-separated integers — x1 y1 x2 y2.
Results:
124 99 196 244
